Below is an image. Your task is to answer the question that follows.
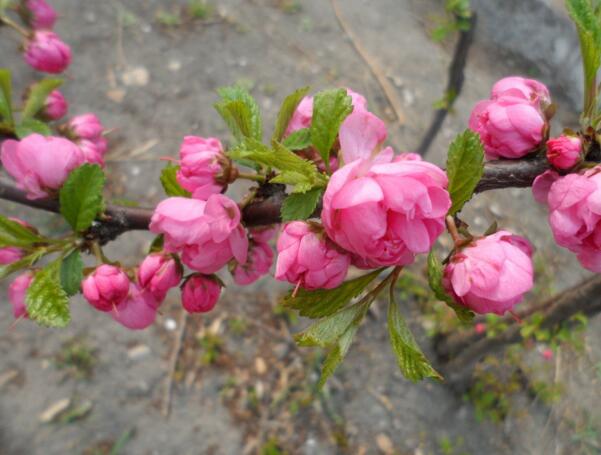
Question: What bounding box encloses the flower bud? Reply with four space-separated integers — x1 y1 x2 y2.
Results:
275 222 350 290
8 272 33 319
443 231 534 315
42 89 68 120
67 113 104 141
137 253 182 300
78 140 105 166
1 134 84 200
491 76 551 106
231 241 273 286
181 275 222 313
24 31 71 74
20 0 58 29
111 284 158 330
82 265 130 312
546 135 582 170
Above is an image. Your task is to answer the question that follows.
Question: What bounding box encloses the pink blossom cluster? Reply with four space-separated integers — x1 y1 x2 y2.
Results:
66 113 108 166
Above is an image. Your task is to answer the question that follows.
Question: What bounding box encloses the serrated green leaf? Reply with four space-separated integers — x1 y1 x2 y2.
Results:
21 78 63 120
15 118 52 138
317 324 358 389
446 130 484 215
282 127 312 150
281 187 323 221
295 301 367 347
0 68 13 124
427 250 474 322
160 164 191 197
60 250 83 296
388 287 442 382
59 164 106 232
0 214 45 248
214 85 262 142
310 89 352 172
26 261 70 327
283 268 382 318
272 86 310 141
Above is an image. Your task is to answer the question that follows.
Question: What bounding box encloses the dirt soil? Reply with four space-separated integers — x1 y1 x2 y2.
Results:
1 0 600 454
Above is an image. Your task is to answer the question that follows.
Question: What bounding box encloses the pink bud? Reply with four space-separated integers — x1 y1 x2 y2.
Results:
321 154 450 267
22 0 58 29
1 134 84 199
78 140 105 166
0 246 23 265
250 226 278 243
137 253 182 300
181 275 221 313
541 348 553 361
275 222 350 290
68 113 104 140
82 265 130 312
491 76 551 106
8 272 33 319
42 89 68 120
546 135 582 170
232 241 273 286
176 136 227 199
24 31 71 74
111 284 158 330
475 323 486 334
443 231 534 315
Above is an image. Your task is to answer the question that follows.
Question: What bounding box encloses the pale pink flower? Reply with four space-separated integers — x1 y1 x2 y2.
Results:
491 76 551 106
24 31 71 74
181 275 221 313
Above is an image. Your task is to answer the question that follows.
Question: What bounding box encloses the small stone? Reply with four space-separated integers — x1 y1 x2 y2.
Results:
121 66 150 87
376 433 394 455
164 318 177 331
0 369 19 388
255 357 267 375
39 398 71 423
127 344 151 360
106 88 127 103
168 60 182 72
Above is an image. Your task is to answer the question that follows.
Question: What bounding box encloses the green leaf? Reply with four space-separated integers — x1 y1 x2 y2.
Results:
60 250 83 296
26 261 71 328
310 89 353 171
59 164 106 232
446 130 484 215
15 118 52 138
0 68 13 124
148 234 164 253
427 250 474 322
272 86 310 141
0 214 45 248
160 164 191 197
295 301 367 347
280 187 323 221
282 269 382 318
388 287 442 382
21 78 63 120
214 85 262 142
282 127 312 150
317 323 358 389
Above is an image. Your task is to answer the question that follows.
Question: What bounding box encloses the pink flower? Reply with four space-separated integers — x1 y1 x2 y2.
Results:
469 95 546 160
231 241 273 285
532 166 601 272
150 194 248 274
0 247 23 265
137 253 182 300
475 323 487 334
82 265 130 312
24 31 71 74
78 140 105 166
338 109 387 164
491 76 551 105
176 136 228 199
321 154 450 267
43 89 68 120
181 275 222 313
22 0 58 29
546 135 582 170
68 113 104 140
443 231 534 315
275 221 350 290
541 348 554 361
8 272 33 319
1 134 84 199
250 226 278 243
112 284 158 330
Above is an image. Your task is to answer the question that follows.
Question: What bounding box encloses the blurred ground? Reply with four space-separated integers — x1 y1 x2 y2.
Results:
1 0 600 454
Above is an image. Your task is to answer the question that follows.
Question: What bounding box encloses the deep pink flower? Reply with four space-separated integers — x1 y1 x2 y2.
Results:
176 136 227 199
532 166 601 272
43 89 68 120
321 154 450 267
232 241 273 286
82 265 130 312
8 272 33 319
181 275 221 313
68 113 104 140
111 284 158 330
491 76 551 106
1 134 84 199
137 253 182 300
150 194 248 274
546 135 582 170
24 31 71 74
22 0 57 29
275 221 350 290
443 231 534 315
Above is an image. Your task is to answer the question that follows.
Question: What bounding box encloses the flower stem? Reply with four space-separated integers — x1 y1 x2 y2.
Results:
237 172 265 183
0 15 30 38
446 215 462 247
